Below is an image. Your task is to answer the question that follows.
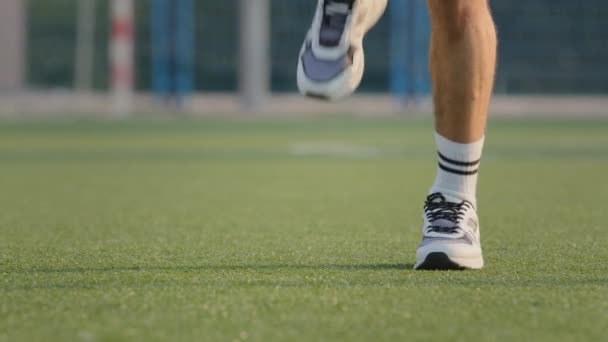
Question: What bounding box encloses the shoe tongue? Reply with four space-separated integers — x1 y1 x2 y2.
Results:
325 0 355 9
320 1 354 47
428 194 465 229
319 19 347 47
442 193 465 204
432 218 458 229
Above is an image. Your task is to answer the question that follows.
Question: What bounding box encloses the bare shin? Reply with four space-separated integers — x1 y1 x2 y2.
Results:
427 0 497 143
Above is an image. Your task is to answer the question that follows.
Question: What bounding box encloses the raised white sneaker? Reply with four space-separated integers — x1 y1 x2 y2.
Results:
414 193 484 270
297 0 387 101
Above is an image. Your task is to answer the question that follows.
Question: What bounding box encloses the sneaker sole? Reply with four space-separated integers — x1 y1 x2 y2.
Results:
414 252 483 271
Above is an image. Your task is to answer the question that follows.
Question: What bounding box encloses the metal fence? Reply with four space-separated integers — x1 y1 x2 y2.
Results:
24 0 608 94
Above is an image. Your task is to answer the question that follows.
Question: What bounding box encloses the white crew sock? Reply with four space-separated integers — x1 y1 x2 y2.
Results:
430 133 485 207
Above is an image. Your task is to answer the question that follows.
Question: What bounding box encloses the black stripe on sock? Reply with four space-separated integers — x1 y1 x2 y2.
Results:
438 162 479 176
438 152 481 167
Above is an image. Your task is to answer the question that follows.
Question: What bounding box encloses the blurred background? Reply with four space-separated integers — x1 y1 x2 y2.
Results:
0 0 607 118
1 4 607 340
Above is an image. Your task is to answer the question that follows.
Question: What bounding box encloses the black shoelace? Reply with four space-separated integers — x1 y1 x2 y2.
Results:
424 193 472 234
320 0 354 47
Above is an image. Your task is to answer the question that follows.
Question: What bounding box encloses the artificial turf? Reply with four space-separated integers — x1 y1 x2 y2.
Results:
0 117 606 341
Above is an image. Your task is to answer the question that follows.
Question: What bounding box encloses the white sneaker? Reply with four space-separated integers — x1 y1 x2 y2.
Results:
297 0 387 101
414 193 484 270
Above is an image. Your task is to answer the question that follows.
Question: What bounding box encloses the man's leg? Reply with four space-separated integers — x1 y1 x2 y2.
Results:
429 0 496 143
415 0 497 270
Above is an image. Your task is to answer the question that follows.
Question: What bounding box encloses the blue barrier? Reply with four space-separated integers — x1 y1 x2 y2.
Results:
389 0 431 105
151 0 194 106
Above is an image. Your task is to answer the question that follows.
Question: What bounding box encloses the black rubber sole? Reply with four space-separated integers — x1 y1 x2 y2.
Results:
415 252 467 271
305 92 331 101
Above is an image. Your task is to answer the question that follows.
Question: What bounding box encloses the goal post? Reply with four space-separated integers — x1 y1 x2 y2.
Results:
110 0 134 116
0 0 26 92
75 0 97 92
239 0 270 112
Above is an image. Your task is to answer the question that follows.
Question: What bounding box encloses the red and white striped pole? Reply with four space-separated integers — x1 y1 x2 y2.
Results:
110 0 134 116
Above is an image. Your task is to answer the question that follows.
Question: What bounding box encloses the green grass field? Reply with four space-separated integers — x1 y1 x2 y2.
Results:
0 117 607 341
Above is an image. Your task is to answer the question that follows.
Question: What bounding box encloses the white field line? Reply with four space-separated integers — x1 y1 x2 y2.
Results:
288 142 385 159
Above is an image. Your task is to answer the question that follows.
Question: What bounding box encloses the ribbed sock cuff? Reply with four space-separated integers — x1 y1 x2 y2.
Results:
430 133 485 206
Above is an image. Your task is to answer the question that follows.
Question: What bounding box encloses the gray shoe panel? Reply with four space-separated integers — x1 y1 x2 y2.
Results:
300 42 349 82
418 232 476 248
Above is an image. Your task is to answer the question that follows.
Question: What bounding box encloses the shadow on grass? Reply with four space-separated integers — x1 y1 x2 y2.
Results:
5 263 608 291
7 263 412 274
2 263 420 291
